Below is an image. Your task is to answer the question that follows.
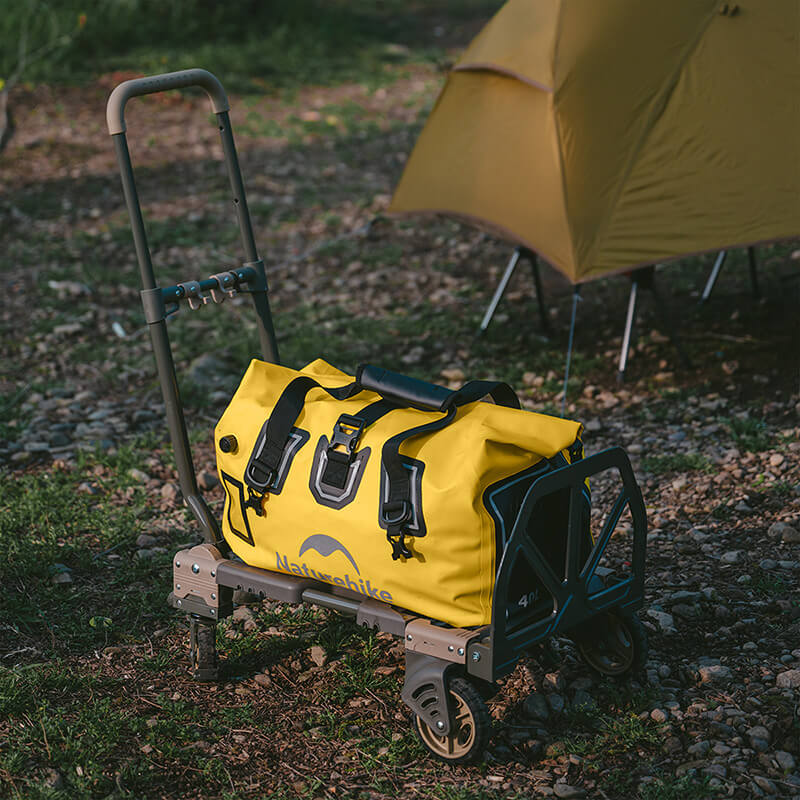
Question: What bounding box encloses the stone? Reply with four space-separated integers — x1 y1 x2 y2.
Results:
687 741 711 757
775 751 797 772
547 693 565 715
161 483 180 503
128 468 150 482
647 609 675 632
721 550 743 564
776 669 800 689
187 354 229 389
254 673 272 687
309 646 327 667
769 521 800 543
197 471 220 491
136 549 155 561
698 664 733 684
544 672 565 691
51 572 73 585
748 725 771 749
553 784 585 799
650 708 669 723
752 776 777 794
759 559 778 571
136 533 158 547
523 693 550 721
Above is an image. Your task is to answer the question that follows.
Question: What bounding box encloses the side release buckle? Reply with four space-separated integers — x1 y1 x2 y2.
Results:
329 414 365 458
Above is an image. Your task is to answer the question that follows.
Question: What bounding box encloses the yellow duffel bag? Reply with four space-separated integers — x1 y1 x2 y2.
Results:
214 358 584 627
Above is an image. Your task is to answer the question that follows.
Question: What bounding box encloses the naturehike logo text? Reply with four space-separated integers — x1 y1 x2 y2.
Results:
277 534 393 603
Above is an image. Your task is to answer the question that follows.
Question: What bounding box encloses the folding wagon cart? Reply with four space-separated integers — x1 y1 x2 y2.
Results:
107 70 648 764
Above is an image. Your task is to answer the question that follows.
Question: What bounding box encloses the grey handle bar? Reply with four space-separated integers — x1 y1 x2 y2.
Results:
106 68 229 135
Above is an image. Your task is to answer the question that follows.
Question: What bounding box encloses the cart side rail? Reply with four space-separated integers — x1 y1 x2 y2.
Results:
469 447 646 681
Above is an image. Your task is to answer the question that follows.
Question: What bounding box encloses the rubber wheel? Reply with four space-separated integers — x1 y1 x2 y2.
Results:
575 611 648 677
413 677 491 764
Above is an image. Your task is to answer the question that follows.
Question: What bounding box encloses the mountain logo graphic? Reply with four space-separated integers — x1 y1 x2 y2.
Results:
299 534 360 575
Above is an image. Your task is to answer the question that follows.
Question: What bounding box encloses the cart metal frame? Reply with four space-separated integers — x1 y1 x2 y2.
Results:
107 69 647 754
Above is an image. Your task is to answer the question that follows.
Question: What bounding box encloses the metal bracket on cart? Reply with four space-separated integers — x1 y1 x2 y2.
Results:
168 543 233 620
140 262 269 324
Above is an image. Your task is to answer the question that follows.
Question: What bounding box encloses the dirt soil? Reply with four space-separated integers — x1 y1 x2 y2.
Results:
1 69 799 800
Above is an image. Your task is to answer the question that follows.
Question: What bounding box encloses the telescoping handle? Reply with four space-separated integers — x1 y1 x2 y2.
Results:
106 68 229 135
106 69 279 549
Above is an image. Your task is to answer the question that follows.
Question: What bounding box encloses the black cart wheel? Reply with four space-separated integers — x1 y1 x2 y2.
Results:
575 611 648 677
189 617 219 681
413 677 491 764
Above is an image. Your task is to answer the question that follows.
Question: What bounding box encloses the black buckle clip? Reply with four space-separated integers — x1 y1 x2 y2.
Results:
329 414 365 460
244 487 267 517
387 531 412 560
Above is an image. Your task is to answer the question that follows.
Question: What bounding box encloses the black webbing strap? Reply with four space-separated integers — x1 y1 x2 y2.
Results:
381 379 520 559
321 398 400 489
244 376 361 504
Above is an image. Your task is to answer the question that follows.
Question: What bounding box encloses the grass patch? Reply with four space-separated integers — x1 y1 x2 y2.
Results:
0 443 173 657
2 1 501 90
724 416 772 453
749 569 788 599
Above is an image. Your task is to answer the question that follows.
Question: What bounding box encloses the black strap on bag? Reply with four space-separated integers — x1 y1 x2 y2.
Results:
380 379 521 559
242 367 521 560
243 376 361 513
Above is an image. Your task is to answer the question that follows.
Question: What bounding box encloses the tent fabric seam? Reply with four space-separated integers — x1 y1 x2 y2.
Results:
550 0 578 279
581 6 721 272
452 63 554 93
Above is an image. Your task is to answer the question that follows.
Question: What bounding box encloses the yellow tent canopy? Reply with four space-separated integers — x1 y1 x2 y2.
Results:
390 0 800 284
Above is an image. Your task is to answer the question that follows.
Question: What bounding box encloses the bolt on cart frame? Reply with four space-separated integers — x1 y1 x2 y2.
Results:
107 69 648 764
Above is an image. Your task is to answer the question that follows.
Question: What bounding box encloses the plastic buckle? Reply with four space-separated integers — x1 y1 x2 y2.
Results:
330 414 365 457
387 531 412 560
243 487 267 517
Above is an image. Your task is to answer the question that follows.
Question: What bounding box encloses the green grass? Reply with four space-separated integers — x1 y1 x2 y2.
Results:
724 416 772 453
0 443 173 657
2 0 501 91
640 452 714 475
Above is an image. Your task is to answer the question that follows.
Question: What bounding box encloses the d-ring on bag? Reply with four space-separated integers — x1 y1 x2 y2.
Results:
215 358 584 627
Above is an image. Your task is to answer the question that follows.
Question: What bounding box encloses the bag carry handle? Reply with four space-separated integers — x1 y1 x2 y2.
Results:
357 364 520 412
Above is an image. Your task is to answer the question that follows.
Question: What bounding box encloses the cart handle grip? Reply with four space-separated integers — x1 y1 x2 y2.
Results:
106 68 229 135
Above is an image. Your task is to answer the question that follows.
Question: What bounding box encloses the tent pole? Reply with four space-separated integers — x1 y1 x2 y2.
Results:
525 249 551 335
477 247 521 336
618 277 639 383
747 246 760 299
700 250 727 304
561 285 581 417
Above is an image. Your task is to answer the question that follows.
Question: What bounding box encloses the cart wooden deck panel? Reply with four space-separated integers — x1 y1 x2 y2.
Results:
106 69 649 764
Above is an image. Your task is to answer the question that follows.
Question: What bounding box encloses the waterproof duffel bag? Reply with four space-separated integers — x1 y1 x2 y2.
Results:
215 358 585 627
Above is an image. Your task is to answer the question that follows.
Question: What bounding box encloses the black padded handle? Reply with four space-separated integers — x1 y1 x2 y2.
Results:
106 68 229 135
357 365 454 411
